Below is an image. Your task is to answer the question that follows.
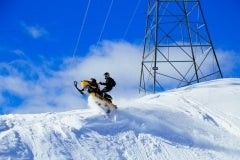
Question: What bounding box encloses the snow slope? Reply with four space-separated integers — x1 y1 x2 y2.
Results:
0 78 240 160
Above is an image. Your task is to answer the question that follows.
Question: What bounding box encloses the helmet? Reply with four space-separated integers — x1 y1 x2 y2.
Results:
90 78 96 83
104 72 110 77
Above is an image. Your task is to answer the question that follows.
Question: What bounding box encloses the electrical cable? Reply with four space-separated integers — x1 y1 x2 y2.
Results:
122 0 142 39
72 0 91 60
96 0 114 46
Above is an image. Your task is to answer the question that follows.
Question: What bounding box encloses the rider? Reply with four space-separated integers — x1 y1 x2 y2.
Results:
99 72 116 98
88 78 100 93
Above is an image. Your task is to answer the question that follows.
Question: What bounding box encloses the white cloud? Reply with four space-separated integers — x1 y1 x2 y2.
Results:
0 40 142 114
60 40 143 100
74 40 142 85
11 49 25 56
21 22 48 39
0 40 239 114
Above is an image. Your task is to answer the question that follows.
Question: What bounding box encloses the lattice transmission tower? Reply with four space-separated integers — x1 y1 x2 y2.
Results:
139 0 223 93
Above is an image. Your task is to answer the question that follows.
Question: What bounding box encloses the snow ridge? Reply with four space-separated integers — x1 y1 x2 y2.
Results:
0 78 240 160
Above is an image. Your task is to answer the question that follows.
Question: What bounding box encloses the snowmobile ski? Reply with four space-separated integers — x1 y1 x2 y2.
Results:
74 81 85 95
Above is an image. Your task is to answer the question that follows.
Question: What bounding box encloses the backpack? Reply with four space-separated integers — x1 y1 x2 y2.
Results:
109 78 116 87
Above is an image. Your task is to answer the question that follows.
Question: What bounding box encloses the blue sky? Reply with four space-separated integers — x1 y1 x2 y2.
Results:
0 0 240 114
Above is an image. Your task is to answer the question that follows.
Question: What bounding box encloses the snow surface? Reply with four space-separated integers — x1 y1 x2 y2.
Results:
0 78 240 160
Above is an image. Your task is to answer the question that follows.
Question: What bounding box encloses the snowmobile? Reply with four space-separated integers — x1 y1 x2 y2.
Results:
74 80 117 113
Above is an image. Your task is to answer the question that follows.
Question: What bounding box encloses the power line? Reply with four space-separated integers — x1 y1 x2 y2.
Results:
122 0 142 39
96 0 114 46
72 0 91 60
